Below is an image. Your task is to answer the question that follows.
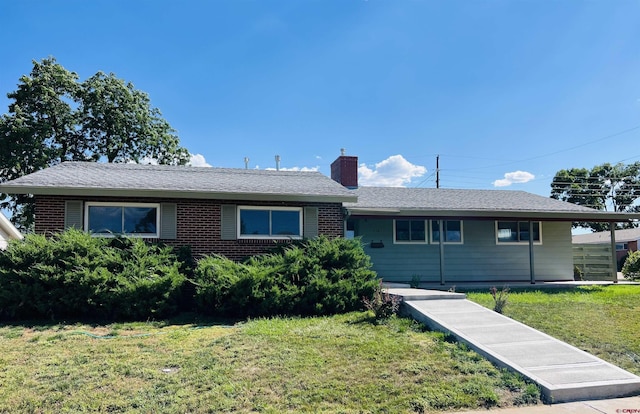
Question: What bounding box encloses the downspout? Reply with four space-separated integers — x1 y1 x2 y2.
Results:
529 220 535 284
439 220 445 285
342 207 350 239
610 223 618 283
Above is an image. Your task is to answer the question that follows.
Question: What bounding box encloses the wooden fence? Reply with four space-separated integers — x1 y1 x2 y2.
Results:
573 244 615 281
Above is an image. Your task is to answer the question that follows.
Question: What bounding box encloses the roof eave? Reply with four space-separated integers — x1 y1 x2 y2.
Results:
0 185 357 203
346 208 640 222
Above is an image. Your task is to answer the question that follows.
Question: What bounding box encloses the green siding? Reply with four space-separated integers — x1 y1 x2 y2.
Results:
355 219 573 283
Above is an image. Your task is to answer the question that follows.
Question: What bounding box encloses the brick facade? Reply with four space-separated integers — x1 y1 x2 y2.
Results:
34 195 344 260
34 196 66 235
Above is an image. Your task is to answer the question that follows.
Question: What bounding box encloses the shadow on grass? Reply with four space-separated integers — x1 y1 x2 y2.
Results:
0 311 244 330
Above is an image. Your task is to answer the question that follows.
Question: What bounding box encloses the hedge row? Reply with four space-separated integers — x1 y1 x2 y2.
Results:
0 230 184 320
0 230 378 321
194 237 378 317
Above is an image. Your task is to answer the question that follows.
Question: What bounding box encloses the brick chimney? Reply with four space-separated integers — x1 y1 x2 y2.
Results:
331 149 358 188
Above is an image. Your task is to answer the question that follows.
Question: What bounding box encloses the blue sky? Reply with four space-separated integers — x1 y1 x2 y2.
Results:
1 0 639 196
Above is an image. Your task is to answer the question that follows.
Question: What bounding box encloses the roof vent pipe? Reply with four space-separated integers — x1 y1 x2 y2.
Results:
275 155 281 171
341 148 346 156
244 157 249 169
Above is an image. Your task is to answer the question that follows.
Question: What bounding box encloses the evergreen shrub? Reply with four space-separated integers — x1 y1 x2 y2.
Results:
622 250 640 280
193 236 378 317
0 231 378 321
0 229 185 320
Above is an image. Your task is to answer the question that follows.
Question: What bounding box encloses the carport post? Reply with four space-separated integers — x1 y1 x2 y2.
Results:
439 220 445 285
529 220 535 284
611 223 618 283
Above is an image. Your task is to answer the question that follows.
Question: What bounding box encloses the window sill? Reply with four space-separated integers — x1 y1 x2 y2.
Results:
496 242 543 245
89 233 159 239
237 238 298 245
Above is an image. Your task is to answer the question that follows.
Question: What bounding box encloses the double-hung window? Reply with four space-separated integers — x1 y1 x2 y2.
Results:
496 221 541 244
238 206 302 239
394 220 427 243
431 220 463 244
85 202 159 237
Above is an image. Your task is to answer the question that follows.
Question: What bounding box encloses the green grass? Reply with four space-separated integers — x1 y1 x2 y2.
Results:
467 285 640 375
0 313 539 413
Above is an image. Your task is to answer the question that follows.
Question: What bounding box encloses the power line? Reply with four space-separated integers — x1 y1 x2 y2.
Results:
615 154 640 163
412 171 436 188
445 125 640 172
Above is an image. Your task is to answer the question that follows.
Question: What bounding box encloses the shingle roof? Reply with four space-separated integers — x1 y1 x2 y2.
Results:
2 163 639 222
345 186 640 221
0 162 357 203
572 227 640 244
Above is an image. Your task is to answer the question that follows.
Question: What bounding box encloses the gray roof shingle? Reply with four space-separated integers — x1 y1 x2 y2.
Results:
346 187 593 212
0 162 357 202
345 187 640 221
2 163 639 222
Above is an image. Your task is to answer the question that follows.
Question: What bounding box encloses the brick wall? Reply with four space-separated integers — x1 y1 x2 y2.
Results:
34 196 66 235
34 195 344 260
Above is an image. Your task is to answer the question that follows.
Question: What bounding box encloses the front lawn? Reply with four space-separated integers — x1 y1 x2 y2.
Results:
467 285 640 375
0 313 539 413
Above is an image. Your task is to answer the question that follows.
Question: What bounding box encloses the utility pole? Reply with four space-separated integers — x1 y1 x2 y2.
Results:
436 155 440 189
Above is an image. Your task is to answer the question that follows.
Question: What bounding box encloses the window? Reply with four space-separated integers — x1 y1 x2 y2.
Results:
431 220 463 243
616 243 629 251
496 221 541 243
394 219 426 243
85 203 159 237
238 206 302 239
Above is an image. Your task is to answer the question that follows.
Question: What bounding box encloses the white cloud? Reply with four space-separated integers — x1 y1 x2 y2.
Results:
130 157 158 165
128 153 212 168
188 153 212 167
358 155 427 187
493 171 535 187
265 166 320 172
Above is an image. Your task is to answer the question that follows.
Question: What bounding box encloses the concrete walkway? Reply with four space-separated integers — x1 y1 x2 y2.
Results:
388 288 640 404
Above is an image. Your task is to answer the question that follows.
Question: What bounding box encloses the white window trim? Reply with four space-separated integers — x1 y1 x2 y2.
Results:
237 206 303 239
84 202 160 238
495 221 543 245
429 220 464 245
393 219 428 244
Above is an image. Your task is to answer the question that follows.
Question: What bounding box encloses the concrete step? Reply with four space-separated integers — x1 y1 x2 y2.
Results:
390 292 640 403
385 287 466 301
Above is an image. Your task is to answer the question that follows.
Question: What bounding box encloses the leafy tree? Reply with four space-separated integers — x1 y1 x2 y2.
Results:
80 71 188 164
0 58 190 230
550 162 640 232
